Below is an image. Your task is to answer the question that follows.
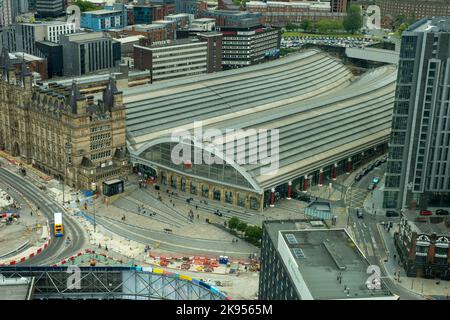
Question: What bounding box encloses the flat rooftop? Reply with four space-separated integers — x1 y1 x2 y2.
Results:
0 275 33 300
264 221 396 299
83 9 122 15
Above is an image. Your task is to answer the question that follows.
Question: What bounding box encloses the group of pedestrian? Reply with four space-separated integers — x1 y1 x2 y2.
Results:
384 221 394 233
232 238 239 244
138 179 148 189
188 209 194 221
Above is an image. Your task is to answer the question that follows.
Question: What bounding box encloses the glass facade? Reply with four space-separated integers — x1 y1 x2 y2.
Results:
141 142 255 190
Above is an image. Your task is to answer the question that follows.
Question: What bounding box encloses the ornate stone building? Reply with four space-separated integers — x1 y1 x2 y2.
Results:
0 49 129 191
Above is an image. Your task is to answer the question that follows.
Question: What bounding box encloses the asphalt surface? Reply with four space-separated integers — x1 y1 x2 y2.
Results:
345 163 423 300
0 168 87 265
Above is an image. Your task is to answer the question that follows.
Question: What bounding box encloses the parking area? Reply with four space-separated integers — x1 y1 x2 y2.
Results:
281 35 378 48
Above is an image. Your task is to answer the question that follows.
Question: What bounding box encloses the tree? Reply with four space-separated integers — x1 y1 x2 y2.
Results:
299 19 312 32
397 22 409 35
343 4 363 34
237 221 248 233
74 0 101 12
245 225 262 242
285 22 296 31
228 217 240 230
316 19 343 33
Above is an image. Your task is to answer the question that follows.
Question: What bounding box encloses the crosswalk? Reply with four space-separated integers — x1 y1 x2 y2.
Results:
348 187 370 209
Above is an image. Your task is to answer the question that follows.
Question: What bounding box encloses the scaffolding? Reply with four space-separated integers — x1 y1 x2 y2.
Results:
0 266 227 300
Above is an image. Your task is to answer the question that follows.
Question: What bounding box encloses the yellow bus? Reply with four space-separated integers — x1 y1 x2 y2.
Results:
54 212 64 237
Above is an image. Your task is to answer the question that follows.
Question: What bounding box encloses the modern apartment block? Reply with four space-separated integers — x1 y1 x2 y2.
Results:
259 220 397 300
59 32 121 76
384 18 450 210
0 0 13 28
133 37 209 82
2 21 76 56
219 24 281 69
81 9 128 31
36 0 64 18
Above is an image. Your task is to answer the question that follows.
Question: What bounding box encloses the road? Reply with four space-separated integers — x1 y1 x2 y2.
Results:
345 163 423 300
0 168 87 265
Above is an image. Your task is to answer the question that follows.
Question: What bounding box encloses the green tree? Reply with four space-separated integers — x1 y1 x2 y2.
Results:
316 19 343 33
343 4 363 34
228 217 240 230
245 225 262 242
285 22 295 31
397 22 409 35
237 221 248 233
74 0 101 12
299 19 312 32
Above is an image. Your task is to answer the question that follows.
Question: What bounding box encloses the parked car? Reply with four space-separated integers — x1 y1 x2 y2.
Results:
355 174 363 182
436 209 449 216
367 183 375 191
372 176 381 185
419 210 433 216
374 160 382 167
415 217 428 223
386 210 399 217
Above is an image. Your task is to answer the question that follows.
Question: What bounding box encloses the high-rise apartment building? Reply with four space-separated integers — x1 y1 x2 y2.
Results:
11 0 29 16
384 18 450 210
0 0 13 27
36 0 64 18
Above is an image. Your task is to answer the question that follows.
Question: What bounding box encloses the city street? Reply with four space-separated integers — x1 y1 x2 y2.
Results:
0 168 87 265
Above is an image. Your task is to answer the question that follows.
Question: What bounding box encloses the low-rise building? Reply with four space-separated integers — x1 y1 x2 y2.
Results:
2 21 77 56
219 24 281 69
134 37 209 82
81 9 127 31
190 18 216 32
164 13 194 29
198 9 264 27
246 1 346 27
259 220 397 300
395 214 450 280
59 32 121 77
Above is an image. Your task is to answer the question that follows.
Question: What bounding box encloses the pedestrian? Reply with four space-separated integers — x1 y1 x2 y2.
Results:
30 211 33 216
173 203 175 207
197 214 199 219
195 205 198 210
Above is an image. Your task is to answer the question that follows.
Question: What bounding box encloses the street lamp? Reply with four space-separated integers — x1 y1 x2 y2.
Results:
91 183 97 232
63 142 72 205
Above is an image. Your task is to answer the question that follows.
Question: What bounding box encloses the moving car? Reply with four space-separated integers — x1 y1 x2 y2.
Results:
419 210 433 216
436 209 450 216
357 209 363 219
386 210 399 217
372 176 381 185
367 183 375 191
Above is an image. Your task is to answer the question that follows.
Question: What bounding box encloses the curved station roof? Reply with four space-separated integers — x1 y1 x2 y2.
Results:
124 49 397 192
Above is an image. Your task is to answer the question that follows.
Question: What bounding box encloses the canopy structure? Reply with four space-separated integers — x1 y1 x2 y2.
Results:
124 50 397 193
